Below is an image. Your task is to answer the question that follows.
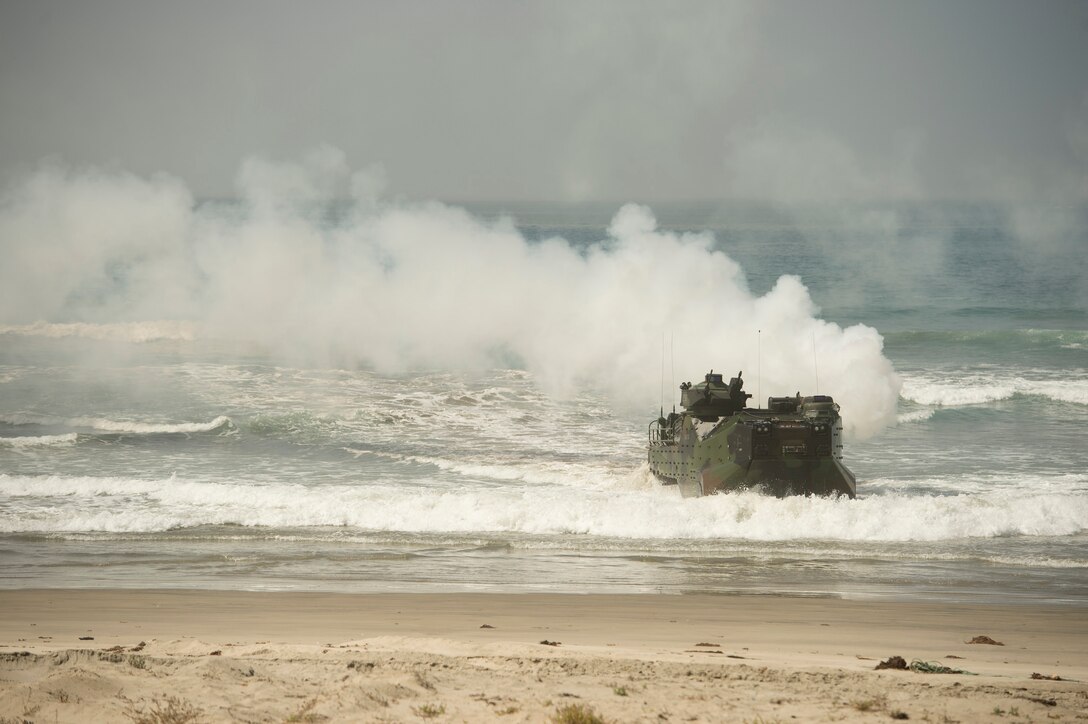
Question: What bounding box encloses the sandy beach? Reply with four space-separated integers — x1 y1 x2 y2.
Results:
0 590 1085 722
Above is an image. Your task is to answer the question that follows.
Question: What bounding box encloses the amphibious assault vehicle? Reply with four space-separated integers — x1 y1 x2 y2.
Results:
648 371 856 498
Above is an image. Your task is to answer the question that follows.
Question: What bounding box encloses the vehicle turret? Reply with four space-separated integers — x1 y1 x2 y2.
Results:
679 370 752 421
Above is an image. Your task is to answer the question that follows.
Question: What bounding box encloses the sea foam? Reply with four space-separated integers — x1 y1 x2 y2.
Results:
0 414 232 434
2 472 1085 542
901 374 1088 407
0 433 78 448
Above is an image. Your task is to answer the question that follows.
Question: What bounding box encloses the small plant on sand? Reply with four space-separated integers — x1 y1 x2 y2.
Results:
412 703 446 719
19 688 41 719
413 670 437 691
612 685 628 697
365 691 389 708
124 695 202 724
284 697 324 723
551 703 607 724
851 694 888 712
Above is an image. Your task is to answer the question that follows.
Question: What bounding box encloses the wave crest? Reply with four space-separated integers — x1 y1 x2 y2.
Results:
2 472 1084 542
901 375 1088 407
0 433 78 448
0 414 232 434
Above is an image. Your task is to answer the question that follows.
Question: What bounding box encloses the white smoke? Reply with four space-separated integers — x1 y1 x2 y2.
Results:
0 160 194 323
0 151 901 438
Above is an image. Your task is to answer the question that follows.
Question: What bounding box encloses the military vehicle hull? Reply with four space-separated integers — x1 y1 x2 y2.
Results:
648 372 856 498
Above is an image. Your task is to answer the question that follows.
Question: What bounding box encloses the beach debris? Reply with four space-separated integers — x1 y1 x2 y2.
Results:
104 645 125 652
480 624 495 629
945 654 964 659
209 650 222 656
694 642 720 647
539 640 562 647
1030 672 1063 681
684 649 722 655
130 641 146 651
875 656 908 670
1023 696 1057 707
78 636 94 640
890 711 910 720
726 654 746 659
965 635 1004 645
909 659 976 675
470 692 518 709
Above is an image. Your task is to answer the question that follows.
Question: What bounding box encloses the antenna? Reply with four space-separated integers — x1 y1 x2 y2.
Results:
812 331 820 394
757 329 761 407
670 332 675 413
660 332 665 417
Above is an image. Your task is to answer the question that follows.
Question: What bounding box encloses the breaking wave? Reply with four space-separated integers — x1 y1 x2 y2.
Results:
2 472 1085 542
896 409 935 424
901 374 1088 407
0 433 78 448
0 414 232 434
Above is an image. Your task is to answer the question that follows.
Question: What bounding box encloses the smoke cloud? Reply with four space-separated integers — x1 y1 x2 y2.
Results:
0 151 901 438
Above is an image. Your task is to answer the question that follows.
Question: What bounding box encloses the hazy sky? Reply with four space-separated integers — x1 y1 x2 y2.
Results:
2 0 1086 202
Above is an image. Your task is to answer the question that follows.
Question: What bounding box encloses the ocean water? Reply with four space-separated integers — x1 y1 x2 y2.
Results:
1 198 1086 604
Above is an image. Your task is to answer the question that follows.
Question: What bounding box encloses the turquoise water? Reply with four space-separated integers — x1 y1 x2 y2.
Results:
1 200 1085 603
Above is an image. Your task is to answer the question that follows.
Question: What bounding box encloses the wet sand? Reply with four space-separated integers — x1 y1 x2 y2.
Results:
1 590 1085 722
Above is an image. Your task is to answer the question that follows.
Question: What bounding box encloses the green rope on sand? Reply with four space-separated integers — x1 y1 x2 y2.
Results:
909 659 976 675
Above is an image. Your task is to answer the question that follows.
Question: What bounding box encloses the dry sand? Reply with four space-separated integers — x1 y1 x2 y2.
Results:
1 589 1085 722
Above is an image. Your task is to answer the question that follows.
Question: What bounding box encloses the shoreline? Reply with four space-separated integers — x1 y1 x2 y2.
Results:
5 578 1087 609
2 589 1086 721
